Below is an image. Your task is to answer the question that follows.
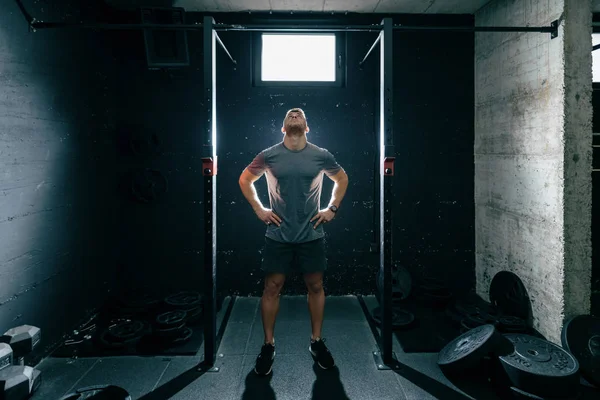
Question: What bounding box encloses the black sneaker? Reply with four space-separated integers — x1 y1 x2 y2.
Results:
309 338 335 369
254 342 275 375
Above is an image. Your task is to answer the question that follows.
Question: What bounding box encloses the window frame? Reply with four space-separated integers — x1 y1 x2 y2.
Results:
252 32 346 88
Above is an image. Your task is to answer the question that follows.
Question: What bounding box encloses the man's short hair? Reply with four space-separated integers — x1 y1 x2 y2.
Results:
284 108 306 123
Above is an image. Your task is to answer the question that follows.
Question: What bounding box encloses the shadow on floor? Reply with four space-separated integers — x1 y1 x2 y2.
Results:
240 362 351 400
392 362 498 400
136 362 211 400
310 363 350 400
240 370 276 400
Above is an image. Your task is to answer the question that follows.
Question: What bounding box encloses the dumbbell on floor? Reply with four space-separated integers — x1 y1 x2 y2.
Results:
0 326 43 400
0 325 41 366
0 365 42 400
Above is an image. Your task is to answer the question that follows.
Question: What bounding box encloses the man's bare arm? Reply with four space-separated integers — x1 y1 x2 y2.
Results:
327 169 349 208
239 168 282 226
238 168 264 212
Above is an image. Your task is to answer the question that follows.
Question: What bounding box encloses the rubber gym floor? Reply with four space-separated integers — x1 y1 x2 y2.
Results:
31 295 598 400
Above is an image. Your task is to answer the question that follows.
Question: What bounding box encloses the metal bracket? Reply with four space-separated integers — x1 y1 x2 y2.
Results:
196 354 224 372
551 19 559 39
202 157 218 176
373 351 402 370
384 157 395 176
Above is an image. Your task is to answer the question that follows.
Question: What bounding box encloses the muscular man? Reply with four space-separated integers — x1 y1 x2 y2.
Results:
238 108 349 375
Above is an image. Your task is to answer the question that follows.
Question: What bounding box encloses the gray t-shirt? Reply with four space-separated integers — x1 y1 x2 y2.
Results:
248 141 342 243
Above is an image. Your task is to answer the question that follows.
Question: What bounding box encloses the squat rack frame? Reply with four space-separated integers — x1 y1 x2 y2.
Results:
15 0 562 370
197 16 559 371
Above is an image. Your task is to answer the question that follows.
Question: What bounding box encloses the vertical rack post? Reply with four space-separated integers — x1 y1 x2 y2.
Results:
378 17 396 367
201 15 218 368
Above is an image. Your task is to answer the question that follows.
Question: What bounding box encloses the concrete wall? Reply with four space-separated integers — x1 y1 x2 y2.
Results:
475 0 592 343
0 1 118 355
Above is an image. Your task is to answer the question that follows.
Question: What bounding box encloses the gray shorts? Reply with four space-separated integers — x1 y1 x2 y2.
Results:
261 237 327 275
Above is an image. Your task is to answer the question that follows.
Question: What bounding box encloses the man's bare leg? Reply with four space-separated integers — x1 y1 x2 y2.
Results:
304 272 325 339
262 273 286 344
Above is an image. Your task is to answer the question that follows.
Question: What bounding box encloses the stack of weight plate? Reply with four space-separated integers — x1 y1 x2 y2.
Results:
97 319 152 353
149 291 203 347
376 264 412 300
373 265 415 329
117 291 162 318
416 277 453 309
164 291 203 325
446 272 532 336
445 295 497 331
437 324 583 399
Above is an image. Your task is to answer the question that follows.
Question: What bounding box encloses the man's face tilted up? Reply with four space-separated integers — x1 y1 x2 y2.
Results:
282 108 309 137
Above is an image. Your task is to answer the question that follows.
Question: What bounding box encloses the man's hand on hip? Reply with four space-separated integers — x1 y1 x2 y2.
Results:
311 209 335 229
255 207 282 227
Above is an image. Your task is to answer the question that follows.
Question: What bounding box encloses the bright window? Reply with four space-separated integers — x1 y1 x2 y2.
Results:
260 34 337 82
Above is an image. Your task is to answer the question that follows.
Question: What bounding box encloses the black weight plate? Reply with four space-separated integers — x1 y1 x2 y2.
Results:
489 271 530 320
454 300 482 318
498 316 528 334
561 315 600 388
170 327 193 345
59 384 132 400
99 329 138 350
165 291 202 311
445 305 466 326
371 306 415 328
376 265 412 300
499 334 580 398
419 277 447 294
155 310 187 328
98 320 148 350
107 320 147 342
392 265 412 299
438 324 503 373
420 289 453 306
154 322 186 338
460 312 497 333
185 306 203 324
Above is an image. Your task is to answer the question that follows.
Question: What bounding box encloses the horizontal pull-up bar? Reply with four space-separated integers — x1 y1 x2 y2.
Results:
213 24 382 32
27 21 559 36
29 21 205 31
13 0 560 37
357 19 559 67
213 23 559 35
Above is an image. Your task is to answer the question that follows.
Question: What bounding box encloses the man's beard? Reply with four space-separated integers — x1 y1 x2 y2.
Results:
284 122 306 137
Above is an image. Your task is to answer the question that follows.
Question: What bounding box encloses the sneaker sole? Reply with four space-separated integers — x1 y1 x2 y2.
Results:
254 365 273 375
309 345 335 369
254 350 275 376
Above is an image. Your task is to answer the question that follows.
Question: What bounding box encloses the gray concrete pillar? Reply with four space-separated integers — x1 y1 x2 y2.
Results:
474 0 593 343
